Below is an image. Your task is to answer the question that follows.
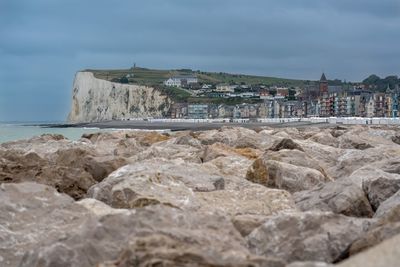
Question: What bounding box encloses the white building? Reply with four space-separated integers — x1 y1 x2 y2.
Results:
163 76 198 87
216 84 236 93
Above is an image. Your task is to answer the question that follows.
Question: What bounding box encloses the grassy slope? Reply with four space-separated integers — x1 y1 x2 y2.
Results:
87 67 309 87
85 67 311 102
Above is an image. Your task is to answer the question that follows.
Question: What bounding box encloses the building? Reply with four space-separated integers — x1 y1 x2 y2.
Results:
319 73 329 96
216 84 236 93
164 76 198 87
188 104 208 119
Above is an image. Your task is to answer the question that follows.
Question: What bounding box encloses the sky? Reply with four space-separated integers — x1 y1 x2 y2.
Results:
0 0 399 121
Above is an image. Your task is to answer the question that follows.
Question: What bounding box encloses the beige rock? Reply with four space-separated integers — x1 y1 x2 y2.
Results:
246 158 330 193
294 179 374 218
195 184 296 216
247 211 371 264
338 233 400 267
87 159 225 209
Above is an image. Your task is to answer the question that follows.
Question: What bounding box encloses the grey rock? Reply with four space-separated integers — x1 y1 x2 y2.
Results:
374 190 400 218
337 233 400 267
247 211 371 264
294 179 374 218
362 177 400 211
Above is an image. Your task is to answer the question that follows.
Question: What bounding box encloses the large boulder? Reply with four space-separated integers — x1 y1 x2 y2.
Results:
247 211 371 264
1 182 271 267
194 127 269 149
246 158 330 193
294 179 374 218
0 182 90 266
0 136 127 199
201 142 262 162
88 159 225 209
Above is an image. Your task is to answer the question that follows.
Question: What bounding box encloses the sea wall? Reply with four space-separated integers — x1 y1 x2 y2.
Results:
67 72 171 122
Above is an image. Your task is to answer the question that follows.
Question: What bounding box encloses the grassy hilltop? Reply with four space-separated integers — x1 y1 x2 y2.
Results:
86 67 309 87
84 67 311 103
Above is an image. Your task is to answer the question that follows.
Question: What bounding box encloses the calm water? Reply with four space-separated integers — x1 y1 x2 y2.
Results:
0 123 111 144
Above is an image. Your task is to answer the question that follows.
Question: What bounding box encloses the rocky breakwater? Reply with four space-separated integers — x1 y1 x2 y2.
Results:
1 125 400 266
68 71 172 122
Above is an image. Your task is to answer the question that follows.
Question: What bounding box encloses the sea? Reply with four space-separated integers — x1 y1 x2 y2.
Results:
0 122 112 144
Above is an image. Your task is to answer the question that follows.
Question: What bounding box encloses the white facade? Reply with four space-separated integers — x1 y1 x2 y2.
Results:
163 76 198 87
216 84 236 93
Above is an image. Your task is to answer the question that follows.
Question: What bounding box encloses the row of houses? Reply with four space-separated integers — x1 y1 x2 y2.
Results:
167 90 400 120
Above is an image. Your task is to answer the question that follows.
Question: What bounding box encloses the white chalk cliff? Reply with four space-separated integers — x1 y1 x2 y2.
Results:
68 72 172 122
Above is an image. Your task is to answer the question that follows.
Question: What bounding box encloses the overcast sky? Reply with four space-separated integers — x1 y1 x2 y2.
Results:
1 0 399 121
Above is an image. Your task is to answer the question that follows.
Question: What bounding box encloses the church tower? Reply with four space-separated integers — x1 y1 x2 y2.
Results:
319 73 328 96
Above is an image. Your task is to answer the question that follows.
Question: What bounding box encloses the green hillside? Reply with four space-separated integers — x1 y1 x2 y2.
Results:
86 67 310 88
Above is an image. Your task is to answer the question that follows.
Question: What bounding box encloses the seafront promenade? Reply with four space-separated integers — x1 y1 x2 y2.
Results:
45 117 400 131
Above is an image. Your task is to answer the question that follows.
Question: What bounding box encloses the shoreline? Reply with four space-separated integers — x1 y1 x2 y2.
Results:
36 120 332 131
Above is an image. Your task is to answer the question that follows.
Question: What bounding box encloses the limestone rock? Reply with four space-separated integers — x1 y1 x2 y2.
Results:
232 214 269 236
374 190 400 218
195 184 296 216
68 72 172 122
348 222 400 256
2 182 270 267
337 233 400 267
362 177 400 211
201 142 262 162
246 158 330 193
247 211 371 264
0 182 89 267
88 159 225 209
269 138 304 152
286 262 333 267
294 179 374 217
195 126 267 149
0 136 127 199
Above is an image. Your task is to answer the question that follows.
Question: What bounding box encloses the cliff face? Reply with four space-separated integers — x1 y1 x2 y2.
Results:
67 72 172 123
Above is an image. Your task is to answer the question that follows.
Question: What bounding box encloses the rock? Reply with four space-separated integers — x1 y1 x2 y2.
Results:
0 182 89 267
308 131 338 148
0 138 127 199
247 211 371 264
0 149 97 199
332 147 400 180
2 182 271 267
362 177 400 211
130 141 203 163
195 127 266 149
392 135 400 145
195 184 296 216
286 262 333 267
337 233 400 267
294 179 374 218
348 222 400 256
81 130 144 157
374 190 400 218
269 138 304 152
201 142 262 162
204 155 255 190
246 159 330 193
232 214 269 236
338 135 374 150
88 159 225 209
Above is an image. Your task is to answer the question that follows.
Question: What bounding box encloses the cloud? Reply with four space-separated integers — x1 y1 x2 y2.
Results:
0 0 399 121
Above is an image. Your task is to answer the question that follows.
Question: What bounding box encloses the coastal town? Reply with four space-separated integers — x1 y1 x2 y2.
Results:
163 73 400 120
